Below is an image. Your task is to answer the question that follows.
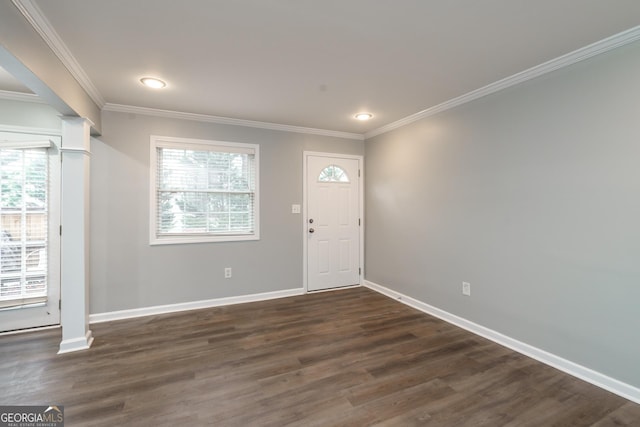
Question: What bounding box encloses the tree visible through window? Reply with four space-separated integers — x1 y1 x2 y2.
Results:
150 136 259 244
318 165 349 182
0 147 48 308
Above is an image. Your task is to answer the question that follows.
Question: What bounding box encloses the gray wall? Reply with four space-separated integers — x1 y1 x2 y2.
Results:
0 98 61 130
365 41 640 387
91 111 363 313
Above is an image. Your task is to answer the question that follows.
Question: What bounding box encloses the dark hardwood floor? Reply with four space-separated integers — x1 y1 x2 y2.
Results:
1 287 639 426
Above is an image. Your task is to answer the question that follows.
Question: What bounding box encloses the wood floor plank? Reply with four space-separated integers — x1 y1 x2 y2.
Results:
1 287 638 426
591 402 640 427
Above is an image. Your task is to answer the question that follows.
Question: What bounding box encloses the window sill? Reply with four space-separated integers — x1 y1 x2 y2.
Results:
150 233 260 245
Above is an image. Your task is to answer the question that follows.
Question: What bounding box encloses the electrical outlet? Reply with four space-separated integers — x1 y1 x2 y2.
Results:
224 267 232 278
462 281 471 296
291 204 301 214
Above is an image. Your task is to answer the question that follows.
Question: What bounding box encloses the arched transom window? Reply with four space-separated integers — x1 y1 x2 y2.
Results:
318 165 350 183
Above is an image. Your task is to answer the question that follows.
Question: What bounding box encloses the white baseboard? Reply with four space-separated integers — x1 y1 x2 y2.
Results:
0 324 60 337
364 280 640 405
58 330 93 354
89 288 305 324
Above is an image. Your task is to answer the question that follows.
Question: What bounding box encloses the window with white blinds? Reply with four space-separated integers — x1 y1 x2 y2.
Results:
150 136 259 244
0 142 50 309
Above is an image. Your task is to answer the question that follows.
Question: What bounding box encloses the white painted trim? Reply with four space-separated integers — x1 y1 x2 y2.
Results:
12 0 106 108
0 89 45 104
364 280 640 405
104 103 364 141
89 288 304 324
0 324 59 337
303 151 364 292
60 115 95 134
59 118 92 354
57 330 93 354
365 25 640 139
59 147 91 156
0 139 51 149
0 124 61 136
47 136 62 335
303 154 309 292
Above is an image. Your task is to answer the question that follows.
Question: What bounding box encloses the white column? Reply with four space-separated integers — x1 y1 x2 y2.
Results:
58 116 94 354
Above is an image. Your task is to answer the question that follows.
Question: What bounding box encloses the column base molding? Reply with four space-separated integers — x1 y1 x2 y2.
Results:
58 330 93 354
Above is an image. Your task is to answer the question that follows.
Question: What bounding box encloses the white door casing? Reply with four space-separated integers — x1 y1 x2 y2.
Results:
0 129 61 332
304 152 362 292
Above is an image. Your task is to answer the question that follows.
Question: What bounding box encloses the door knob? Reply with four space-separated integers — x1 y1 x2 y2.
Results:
308 228 315 233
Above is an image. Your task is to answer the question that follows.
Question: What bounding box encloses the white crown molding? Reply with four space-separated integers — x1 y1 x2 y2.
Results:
364 280 640 405
103 103 365 141
11 0 639 142
0 89 45 104
12 0 106 108
365 25 640 139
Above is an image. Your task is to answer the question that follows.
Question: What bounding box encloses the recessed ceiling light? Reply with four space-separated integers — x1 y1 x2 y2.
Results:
355 113 373 121
140 77 166 89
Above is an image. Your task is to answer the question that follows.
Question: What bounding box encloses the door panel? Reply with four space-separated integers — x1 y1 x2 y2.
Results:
318 240 330 274
306 155 360 291
338 239 351 271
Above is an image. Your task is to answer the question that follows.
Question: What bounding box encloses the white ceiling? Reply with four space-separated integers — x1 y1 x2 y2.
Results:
4 1 640 135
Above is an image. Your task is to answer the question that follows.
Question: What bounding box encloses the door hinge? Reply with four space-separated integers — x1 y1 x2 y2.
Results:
359 267 362 275
358 169 361 177
59 299 61 310
59 225 62 236
358 218 361 226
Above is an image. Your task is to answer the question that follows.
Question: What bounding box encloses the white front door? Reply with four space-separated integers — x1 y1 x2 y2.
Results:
0 131 60 332
305 153 361 291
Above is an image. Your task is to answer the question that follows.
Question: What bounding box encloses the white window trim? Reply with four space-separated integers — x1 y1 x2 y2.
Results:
149 135 260 245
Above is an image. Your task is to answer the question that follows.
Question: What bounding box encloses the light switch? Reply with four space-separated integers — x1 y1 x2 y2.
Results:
291 204 301 214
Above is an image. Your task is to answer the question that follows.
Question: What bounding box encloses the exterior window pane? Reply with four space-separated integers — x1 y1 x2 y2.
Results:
318 165 349 182
151 137 259 244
